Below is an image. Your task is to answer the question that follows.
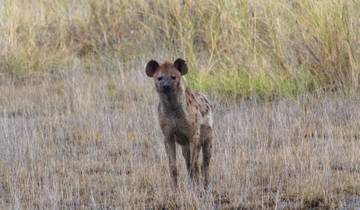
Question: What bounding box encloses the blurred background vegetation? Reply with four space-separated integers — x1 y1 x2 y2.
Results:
0 0 359 99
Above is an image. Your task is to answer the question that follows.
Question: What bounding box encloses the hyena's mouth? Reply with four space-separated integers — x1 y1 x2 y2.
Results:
162 86 171 93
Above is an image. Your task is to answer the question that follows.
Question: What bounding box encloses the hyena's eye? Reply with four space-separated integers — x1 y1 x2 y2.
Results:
157 76 163 81
171 76 176 80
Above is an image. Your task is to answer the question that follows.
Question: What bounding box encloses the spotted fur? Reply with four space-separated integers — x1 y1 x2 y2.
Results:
145 58 213 189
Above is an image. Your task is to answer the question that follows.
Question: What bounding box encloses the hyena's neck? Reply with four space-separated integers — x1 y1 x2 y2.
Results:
159 80 187 113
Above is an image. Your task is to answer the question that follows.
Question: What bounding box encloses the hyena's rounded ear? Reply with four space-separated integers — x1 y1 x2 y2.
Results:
174 58 188 75
145 60 159 77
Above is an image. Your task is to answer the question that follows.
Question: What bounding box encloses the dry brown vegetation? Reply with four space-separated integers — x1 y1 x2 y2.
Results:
1 66 360 209
1 0 360 209
1 0 360 97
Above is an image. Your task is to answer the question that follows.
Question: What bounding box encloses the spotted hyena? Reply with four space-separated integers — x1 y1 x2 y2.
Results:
145 58 213 189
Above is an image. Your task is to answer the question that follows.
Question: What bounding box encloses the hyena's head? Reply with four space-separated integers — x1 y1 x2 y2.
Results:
145 58 188 94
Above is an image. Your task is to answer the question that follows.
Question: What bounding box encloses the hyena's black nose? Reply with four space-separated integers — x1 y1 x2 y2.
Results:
160 80 171 92
163 84 171 91
160 79 172 92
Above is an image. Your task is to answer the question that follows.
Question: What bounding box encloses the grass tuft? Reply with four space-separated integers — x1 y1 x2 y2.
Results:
0 0 360 97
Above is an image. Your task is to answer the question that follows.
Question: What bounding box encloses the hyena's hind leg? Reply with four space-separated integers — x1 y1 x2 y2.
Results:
201 125 212 190
189 132 201 184
181 144 191 175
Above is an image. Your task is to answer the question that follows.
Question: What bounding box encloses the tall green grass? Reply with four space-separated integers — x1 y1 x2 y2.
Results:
0 0 359 98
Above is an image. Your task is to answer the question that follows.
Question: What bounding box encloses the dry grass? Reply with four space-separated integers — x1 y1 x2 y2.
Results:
1 0 360 97
1 1 360 209
1 64 360 209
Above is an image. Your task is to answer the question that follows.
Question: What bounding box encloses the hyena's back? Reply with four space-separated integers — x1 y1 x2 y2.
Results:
192 91 213 128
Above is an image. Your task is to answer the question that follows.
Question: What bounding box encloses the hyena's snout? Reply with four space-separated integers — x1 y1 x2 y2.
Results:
145 58 213 190
158 76 175 93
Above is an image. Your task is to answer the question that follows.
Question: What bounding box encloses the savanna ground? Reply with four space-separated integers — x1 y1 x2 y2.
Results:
1 0 360 209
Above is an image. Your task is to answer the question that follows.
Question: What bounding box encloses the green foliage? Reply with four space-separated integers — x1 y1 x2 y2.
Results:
187 66 317 99
0 0 359 97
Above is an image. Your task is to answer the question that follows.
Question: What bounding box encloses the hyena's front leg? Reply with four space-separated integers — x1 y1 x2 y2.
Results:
189 130 201 184
164 136 177 189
